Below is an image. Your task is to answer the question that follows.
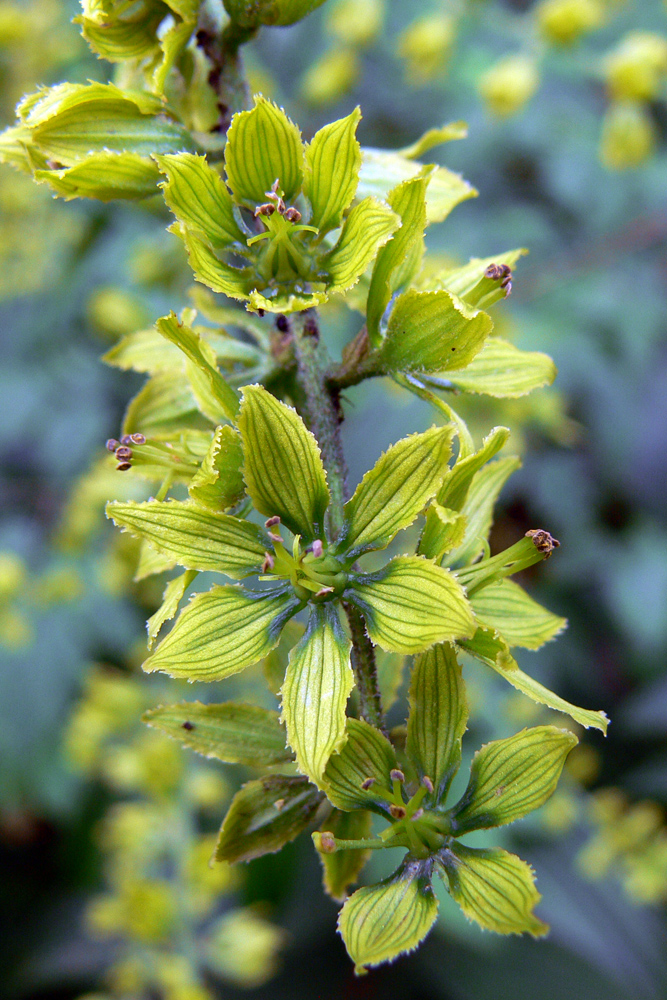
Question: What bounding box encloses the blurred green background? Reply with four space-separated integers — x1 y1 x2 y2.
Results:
2 1 667 998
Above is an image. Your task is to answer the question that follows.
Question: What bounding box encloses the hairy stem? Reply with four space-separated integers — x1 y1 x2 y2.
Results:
196 8 254 131
291 311 385 733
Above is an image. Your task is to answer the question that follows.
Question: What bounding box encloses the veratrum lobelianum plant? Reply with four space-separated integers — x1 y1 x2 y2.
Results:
0 0 610 974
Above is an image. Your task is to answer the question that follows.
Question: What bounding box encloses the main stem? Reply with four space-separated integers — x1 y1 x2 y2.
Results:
291 311 385 733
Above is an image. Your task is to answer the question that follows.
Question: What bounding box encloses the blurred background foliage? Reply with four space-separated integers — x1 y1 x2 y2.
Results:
1 0 667 997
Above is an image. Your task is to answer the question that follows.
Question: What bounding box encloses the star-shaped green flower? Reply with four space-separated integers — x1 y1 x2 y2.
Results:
107 384 476 783
154 96 400 313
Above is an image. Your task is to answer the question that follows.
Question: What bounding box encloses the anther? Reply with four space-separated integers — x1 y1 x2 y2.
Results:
182 721 195 731
265 516 281 528
116 462 131 471
268 532 282 544
262 553 275 573
120 435 133 446
274 799 285 811
422 776 434 794
315 586 334 598
115 446 133 461
361 777 376 791
319 832 336 853
255 202 276 217
106 438 120 452
389 804 407 820
390 769 405 784
283 207 302 223
525 528 560 558
276 314 290 333
129 433 146 445
411 808 424 821
311 540 324 558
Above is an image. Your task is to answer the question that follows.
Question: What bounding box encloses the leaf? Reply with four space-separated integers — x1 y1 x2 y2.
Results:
322 718 398 814
122 371 208 436
338 426 453 559
397 121 468 159
281 604 353 785
366 172 430 346
319 809 373 902
458 627 609 733
324 197 399 294
407 643 468 804
304 107 362 234
216 775 323 864
106 500 267 577
155 153 247 249
135 539 177 581
156 313 240 423
432 249 528 298
338 858 439 973
103 327 185 374
358 147 477 224
438 843 548 937
238 385 330 540
76 5 163 63
347 557 475 655
147 569 197 648
380 290 493 375
446 339 557 398
143 585 301 681
470 579 567 650
450 726 577 833
34 152 161 201
224 96 304 208
437 425 510 512
143 701 294 767
188 425 245 511
418 503 466 560
444 456 521 567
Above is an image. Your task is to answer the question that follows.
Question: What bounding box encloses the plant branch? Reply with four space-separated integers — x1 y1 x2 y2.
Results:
196 9 254 131
342 600 386 734
325 325 384 392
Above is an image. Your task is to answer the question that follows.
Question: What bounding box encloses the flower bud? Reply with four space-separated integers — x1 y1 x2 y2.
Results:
600 101 656 170
223 0 326 28
537 0 603 46
478 54 539 118
604 32 667 102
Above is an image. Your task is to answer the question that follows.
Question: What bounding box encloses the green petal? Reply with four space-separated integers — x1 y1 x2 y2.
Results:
155 152 247 249
458 627 609 733
397 121 468 159
450 725 577 833
216 775 323 864
358 146 477 224
470 579 567 650
338 426 453 559
143 701 293 767
304 107 362 233
225 95 304 207
347 556 475 654
323 196 399 294
322 718 398 814
380 289 493 375
444 455 521 568
338 858 439 973
34 151 160 201
281 604 354 784
366 172 430 346
418 503 466 560
135 540 177 581
188 425 246 511
446 339 557 398
106 500 267 577
147 569 197 649
437 425 510 511
407 643 468 804
156 312 240 423
103 327 184 374
143 585 300 681
319 809 373 902
238 385 330 540
438 844 548 937
177 228 252 300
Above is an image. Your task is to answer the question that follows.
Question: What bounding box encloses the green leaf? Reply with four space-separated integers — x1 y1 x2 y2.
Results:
155 153 247 249
338 426 453 559
470 579 567 650
445 339 557 398
338 858 439 973
438 843 548 937
103 327 184 374
122 371 208 436
418 503 466 560
322 718 398 814
147 570 197 649
106 500 267 577
437 426 510 512
143 701 293 767
304 107 362 234
366 172 430 345
432 249 528 298
216 775 323 864
34 152 161 201
358 147 477 224
407 643 468 804
380 290 493 375
76 4 164 63
324 197 399 294
450 726 577 834
376 650 405 713
225 96 304 208
397 121 468 159
135 539 177 581
188 425 245 511
223 0 327 28
281 604 353 785
458 627 609 733
177 228 253 300
238 385 330 540
156 313 240 423
444 456 521 567
347 557 475 654
143 585 300 681
319 809 373 902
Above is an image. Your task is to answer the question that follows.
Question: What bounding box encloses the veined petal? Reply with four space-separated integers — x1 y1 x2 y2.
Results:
225 95 304 207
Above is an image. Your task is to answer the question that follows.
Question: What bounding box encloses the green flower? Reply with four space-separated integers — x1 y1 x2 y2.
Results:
155 96 400 313
107 384 475 783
